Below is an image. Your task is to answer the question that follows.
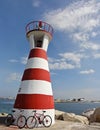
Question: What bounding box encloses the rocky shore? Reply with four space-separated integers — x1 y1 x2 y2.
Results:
0 109 100 130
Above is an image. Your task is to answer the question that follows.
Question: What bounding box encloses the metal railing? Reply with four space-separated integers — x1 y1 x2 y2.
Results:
26 21 53 37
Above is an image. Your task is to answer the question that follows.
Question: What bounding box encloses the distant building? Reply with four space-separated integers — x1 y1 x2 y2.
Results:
77 98 85 101
72 98 77 102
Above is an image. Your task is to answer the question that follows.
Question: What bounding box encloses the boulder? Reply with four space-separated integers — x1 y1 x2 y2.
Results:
55 110 89 124
90 107 100 123
82 108 95 119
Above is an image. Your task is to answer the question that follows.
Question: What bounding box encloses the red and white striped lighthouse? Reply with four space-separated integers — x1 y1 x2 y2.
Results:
13 21 55 125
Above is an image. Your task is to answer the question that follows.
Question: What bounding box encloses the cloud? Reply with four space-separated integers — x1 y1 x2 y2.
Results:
72 32 89 42
6 73 22 82
93 53 100 59
9 56 28 65
49 61 75 70
59 52 83 66
91 32 98 37
32 0 40 7
48 56 75 70
44 0 100 33
80 69 95 74
20 56 28 64
48 52 86 70
80 42 100 51
43 0 100 53
9 59 18 63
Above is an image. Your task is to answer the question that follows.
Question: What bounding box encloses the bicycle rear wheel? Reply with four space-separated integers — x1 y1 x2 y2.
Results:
17 115 26 129
43 115 52 127
26 116 37 129
5 114 14 126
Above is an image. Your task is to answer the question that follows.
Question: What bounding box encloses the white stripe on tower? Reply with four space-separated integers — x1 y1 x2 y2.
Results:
18 80 53 95
25 57 49 71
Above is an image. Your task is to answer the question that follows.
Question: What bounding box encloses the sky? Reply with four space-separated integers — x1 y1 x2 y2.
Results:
0 0 100 100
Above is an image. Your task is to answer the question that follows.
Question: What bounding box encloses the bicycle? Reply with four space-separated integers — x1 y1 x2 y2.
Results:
26 110 52 128
5 109 26 129
5 111 15 126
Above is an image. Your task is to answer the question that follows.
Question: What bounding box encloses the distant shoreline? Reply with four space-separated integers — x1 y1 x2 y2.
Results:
55 101 100 103
0 97 100 104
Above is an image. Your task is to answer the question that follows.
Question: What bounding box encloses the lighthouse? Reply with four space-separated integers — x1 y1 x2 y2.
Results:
13 21 55 126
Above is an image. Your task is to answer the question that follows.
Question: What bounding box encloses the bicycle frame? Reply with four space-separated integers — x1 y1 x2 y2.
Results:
34 112 44 124
26 110 52 128
33 111 45 124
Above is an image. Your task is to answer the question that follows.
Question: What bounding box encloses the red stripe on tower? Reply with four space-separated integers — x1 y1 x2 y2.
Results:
22 68 51 82
14 94 54 109
28 48 47 60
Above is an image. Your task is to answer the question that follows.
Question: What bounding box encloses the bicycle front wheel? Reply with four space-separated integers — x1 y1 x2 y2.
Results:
26 116 37 129
43 115 52 127
5 114 13 126
17 115 26 129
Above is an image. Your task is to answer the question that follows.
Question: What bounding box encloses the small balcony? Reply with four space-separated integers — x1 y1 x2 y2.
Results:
26 21 53 37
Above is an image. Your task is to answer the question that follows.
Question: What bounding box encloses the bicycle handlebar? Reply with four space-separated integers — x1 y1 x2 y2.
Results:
32 110 46 113
12 109 24 113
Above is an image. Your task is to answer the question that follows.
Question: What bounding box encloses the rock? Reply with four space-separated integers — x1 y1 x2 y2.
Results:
55 110 65 116
90 107 100 123
55 110 89 124
82 108 95 119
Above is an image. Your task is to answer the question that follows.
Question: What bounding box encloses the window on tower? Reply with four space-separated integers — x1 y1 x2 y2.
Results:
36 40 42 47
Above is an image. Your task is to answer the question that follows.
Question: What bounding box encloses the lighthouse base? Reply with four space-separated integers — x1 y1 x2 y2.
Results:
12 109 55 127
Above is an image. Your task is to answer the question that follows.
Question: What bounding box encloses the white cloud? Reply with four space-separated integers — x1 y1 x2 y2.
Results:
59 52 84 66
80 69 95 74
80 42 100 51
32 0 40 7
44 0 100 54
91 32 98 37
6 73 22 82
72 32 89 42
82 18 99 31
93 53 100 59
9 59 18 63
48 52 86 70
49 61 75 70
20 56 28 64
9 56 28 65
44 0 100 33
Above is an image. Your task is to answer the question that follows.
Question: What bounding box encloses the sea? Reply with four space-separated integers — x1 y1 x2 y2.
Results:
0 99 100 115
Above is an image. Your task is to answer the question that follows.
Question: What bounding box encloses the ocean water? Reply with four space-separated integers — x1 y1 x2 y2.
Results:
55 102 100 115
0 99 14 113
0 99 100 115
